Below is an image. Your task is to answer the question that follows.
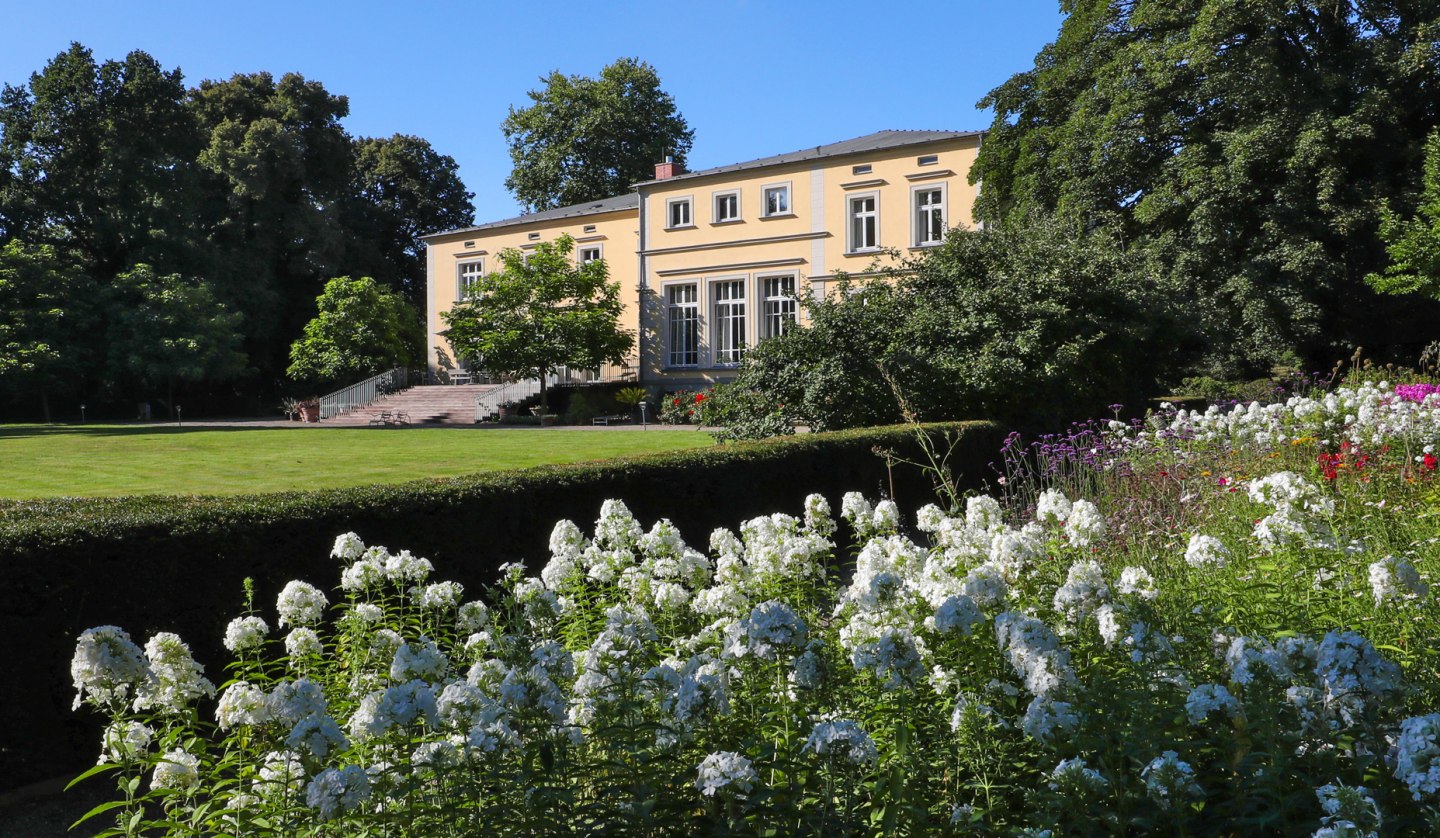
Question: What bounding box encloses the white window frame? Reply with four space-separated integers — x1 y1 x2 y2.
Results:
759 273 798 341
847 191 880 253
761 182 792 218
911 183 947 247
666 196 694 229
577 244 603 265
665 282 700 368
711 277 748 366
712 189 741 223
457 259 483 300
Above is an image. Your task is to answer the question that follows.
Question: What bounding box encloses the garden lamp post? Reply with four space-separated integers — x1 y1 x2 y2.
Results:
640 400 647 430
80 403 86 424
177 405 182 427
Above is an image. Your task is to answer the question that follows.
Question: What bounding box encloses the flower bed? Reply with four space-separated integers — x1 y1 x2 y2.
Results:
67 385 1440 832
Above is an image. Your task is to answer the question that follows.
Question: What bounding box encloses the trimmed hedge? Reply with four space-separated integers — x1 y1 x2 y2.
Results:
1 421 1002 791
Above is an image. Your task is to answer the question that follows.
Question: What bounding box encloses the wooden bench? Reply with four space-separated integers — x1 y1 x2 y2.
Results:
591 414 630 426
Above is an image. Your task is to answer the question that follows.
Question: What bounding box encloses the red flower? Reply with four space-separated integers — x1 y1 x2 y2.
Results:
1425 453 1437 472
673 398 681 407
694 393 706 403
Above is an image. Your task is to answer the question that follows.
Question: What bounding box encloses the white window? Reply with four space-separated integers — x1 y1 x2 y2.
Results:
713 190 740 223
761 275 797 339
848 193 879 252
667 197 693 229
712 279 747 365
578 244 603 265
914 185 946 246
666 284 699 367
457 260 483 300
762 184 790 217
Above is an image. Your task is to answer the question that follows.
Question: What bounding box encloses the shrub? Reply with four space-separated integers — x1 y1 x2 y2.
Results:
717 218 1183 437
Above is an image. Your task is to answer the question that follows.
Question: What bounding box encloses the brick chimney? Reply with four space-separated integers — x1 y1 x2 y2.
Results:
654 155 682 180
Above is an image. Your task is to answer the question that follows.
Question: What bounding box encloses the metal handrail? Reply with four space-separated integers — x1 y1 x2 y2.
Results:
475 377 544 422
319 367 409 420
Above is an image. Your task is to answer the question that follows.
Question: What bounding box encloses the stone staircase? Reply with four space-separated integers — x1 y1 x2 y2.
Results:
319 384 499 426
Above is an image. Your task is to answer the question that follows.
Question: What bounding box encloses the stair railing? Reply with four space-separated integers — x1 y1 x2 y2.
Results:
319 367 409 420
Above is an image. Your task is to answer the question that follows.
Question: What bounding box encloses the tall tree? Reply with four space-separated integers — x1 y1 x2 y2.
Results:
0 43 203 278
441 235 632 414
1368 131 1440 299
188 71 353 381
502 58 693 212
972 1 1440 375
106 264 247 418
0 241 98 421
286 275 423 393
340 134 474 307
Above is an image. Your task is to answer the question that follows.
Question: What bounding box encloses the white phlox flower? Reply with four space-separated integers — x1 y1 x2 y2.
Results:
1048 757 1108 795
696 751 757 797
224 616 270 653
1369 556 1428 606
1185 684 1240 725
1064 500 1106 548
391 637 449 682
1053 560 1110 627
151 748 200 792
100 720 153 764
803 719 878 766
135 632 214 714
72 625 151 710
1394 714 1440 801
1117 566 1158 599
1141 751 1201 810
276 580 328 627
216 680 272 729
306 765 371 821
995 611 1075 696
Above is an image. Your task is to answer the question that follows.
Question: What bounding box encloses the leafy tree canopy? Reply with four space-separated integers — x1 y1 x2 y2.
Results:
971 0 1440 375
0 240 99 421
287 275 423 393
719 219 1177 437
341 134 474 307
440 235 633 413
105 264 247 417
502 58 693 212
1369 131 1440 299
0 43 202 277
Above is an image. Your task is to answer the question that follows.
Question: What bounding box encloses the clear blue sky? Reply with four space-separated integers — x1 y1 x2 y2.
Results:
0 0 1065 224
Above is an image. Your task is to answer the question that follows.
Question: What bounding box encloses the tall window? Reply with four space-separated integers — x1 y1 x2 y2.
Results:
714 190 740 223
914 187 946 246
713 280 747 365
457 260 483 299
578 245 602 265
667 284 699 367
667 197 692 229
849 194 878 251
762 275 797 339
763 184 790 217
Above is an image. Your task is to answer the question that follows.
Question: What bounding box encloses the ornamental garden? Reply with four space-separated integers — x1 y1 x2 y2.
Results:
67 379 1440 835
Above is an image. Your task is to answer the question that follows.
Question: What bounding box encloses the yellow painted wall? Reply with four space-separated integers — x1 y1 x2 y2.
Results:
637 135 981 385
424 208 641 382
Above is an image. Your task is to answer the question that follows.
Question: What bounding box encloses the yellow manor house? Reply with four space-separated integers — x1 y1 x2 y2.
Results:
423 129 983 390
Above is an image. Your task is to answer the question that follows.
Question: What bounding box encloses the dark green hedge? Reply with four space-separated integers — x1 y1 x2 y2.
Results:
0 421 1003 791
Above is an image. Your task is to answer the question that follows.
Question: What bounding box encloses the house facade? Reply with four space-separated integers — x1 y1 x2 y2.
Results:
423 129 983 388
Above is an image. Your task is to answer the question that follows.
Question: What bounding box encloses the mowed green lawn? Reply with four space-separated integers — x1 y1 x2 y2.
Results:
0 424 713 499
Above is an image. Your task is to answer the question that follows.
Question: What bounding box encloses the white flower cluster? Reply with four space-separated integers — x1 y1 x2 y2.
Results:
995 612 1074 697
1184 534 1231 568
1052 560 1110 627
134 632 214 714
1393 714 1440 801
71 625 151 711
1048 757 1108 795
1368 555 1428 606
151 748 200 792
223 616 269 653
1247 472 1335 549
803 719 878 766
1140 751 1201 810
695 751 757 797
1184 684 1239 725
305 765 371 821
1314 782 1382 837
276 580 328 627
841 491 900 539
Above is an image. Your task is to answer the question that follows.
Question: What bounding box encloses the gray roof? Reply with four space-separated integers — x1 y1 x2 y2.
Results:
422 192 639 240
633 129 984 187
